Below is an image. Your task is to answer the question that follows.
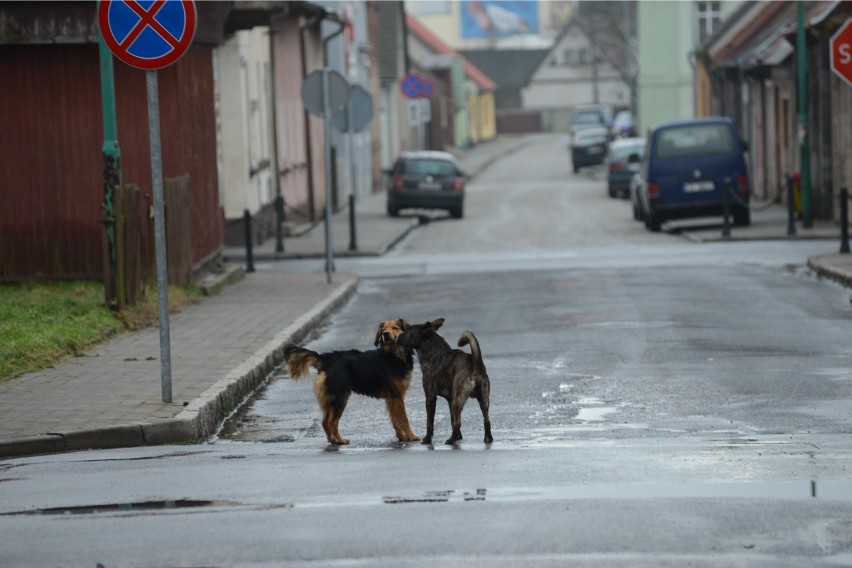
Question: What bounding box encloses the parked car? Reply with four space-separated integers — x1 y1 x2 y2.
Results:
569 105 608 135
610 110 637 139
385 151 466 219
605 137 646 198
634 117 751 232
570 126 609 173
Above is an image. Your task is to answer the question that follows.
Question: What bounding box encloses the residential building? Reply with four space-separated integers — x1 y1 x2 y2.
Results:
522 17 631 132
406 14 497 149
216 27 276 246
637 0 742 132
697 0 852 223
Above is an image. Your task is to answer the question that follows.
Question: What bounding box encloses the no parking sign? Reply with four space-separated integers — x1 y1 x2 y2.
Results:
97 0 198 403
98 0 197 70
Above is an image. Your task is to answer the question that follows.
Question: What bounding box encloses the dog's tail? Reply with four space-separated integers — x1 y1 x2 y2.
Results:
458 331 486 372
283 345 323 380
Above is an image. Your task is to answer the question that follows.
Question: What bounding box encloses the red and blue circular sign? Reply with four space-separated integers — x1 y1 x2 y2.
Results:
98 0 197 70
400 72 433 99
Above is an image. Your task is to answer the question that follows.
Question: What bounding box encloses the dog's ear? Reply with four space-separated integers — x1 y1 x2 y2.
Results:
374 322 384 346
431 318 445 330
398 318 409 331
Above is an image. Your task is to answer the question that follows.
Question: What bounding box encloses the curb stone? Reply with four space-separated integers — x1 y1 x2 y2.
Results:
807 255 852 289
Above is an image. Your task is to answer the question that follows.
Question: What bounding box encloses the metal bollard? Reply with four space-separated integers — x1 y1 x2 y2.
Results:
243 209 255 273
787 173 797 236
348 193 357 251
722 177 731 238
274 194 285 253
841 186 850 254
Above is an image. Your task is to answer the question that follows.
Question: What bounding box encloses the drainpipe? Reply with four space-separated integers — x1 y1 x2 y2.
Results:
98 31 121 309
268 17 284 252
797 0 811 227
300 14 322 221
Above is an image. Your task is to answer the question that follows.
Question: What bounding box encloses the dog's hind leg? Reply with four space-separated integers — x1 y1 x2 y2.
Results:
477 395 493 443
314 375 337 444
446 397 467 445
320 405 336 444
330 394 351 445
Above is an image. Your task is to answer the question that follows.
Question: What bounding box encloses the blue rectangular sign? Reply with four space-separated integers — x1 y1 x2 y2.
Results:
461 0 538 39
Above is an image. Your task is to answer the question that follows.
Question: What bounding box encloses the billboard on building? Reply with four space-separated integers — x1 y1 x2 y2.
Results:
461 1 538 39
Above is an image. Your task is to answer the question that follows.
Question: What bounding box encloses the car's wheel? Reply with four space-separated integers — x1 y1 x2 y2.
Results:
450 206 463 219
573 164 579 174
608 184 617 198
645 209 661 232
732 207 751 226
387 202 399 217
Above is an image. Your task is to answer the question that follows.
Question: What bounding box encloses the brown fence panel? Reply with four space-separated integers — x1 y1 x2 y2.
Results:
114 184 144 310
496 110 542 134
165 175 192 287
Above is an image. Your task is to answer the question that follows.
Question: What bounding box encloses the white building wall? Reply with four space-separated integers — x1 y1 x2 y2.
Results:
521 25 629 110
217 27 275 220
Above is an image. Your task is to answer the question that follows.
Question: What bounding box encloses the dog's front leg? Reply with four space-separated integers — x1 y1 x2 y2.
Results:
422 396 437 444
386 398 420 442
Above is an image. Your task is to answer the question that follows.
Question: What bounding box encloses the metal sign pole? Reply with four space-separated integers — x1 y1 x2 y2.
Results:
146 70 173 403
348 102 358 251
322 67 334 284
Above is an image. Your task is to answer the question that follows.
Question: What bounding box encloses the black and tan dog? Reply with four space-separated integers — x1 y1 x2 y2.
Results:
283 319 419 445
396 318 493 445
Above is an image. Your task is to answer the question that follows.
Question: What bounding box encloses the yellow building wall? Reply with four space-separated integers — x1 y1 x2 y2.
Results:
469 91 496 144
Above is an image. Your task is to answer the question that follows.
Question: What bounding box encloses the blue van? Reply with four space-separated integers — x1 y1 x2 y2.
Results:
636 117 750 232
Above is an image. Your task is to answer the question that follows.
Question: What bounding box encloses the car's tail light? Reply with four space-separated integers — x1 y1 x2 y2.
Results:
610 160 625 172
647 182 660 197
736 175 749 197
452 177 464 192
392 175 405 191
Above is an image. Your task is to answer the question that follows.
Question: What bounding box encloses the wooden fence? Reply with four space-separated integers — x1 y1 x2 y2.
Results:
165 175 192 288
110 175 193 310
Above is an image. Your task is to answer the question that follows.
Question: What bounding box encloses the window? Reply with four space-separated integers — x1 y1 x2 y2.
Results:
655 123 736 159
696 1 721 43
563 49 573 65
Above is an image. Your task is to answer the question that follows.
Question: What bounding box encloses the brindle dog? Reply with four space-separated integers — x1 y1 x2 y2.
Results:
397 318 493 445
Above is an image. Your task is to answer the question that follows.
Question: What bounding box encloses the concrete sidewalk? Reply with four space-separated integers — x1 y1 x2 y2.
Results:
2 135 851 459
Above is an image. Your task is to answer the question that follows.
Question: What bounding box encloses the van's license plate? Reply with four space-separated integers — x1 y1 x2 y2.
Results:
683 180 715 193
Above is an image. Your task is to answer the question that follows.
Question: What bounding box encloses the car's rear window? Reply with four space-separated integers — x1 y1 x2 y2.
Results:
610 142 645 161
402 159 456 177
573 111 604 126
577 130 608 144
655 123 737 159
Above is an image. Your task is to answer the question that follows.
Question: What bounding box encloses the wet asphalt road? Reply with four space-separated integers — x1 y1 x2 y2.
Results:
3 135 852 566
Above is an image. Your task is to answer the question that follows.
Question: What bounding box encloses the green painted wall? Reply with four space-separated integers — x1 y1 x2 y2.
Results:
637 0 743 133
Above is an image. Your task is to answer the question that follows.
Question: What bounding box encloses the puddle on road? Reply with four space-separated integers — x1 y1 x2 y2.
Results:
12 482 849 517
1 499 294 517
575 406 617 421
380 482 852 505
0 499 237 516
